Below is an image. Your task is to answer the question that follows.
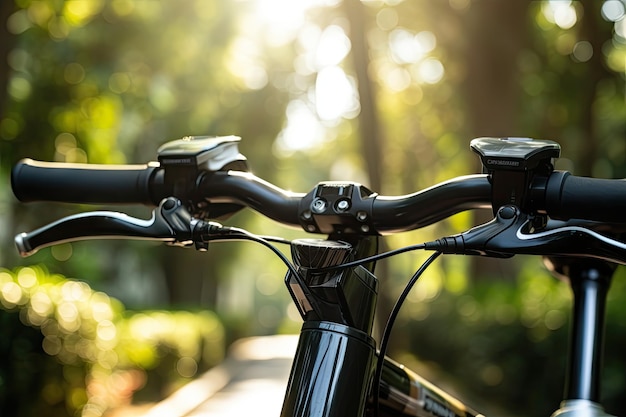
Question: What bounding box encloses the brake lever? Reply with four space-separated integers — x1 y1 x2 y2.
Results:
15 197 215 257
426 205 626 265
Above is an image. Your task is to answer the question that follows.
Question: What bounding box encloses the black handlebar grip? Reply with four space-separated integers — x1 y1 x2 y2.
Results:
11 159 162 205
545 171 626 223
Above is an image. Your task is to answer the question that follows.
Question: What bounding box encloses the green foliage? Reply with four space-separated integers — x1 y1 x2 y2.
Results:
1 0 291 170
0 266 225 417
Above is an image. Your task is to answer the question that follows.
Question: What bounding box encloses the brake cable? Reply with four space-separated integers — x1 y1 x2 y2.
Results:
372 251 442 417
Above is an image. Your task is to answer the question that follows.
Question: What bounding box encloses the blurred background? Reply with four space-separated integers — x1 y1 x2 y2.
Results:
2 0 626 416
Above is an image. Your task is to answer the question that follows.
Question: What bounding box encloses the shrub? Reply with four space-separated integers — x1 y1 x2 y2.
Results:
0 266 225 417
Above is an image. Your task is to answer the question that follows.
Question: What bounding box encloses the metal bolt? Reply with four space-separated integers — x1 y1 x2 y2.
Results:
306 224 316 232
302 210 312 220
360 224 370 233
337 200 350 211
312 198 327 213
357 211 368 221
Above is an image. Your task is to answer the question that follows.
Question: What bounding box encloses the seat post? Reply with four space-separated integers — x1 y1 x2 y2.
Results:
548 259 616 417
564 261 613 402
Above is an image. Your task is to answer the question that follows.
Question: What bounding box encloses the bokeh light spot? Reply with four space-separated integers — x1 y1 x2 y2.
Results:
572 41 593 63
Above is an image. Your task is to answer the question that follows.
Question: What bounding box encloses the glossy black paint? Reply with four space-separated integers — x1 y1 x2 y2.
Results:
280 321 376 417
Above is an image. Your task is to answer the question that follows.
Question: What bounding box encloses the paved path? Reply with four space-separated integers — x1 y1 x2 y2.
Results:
140 335 298 417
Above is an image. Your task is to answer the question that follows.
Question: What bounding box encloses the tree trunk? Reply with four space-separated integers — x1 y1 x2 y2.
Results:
341 0 394 339
458 1 528 137
455 0 530 281
342 0 384 192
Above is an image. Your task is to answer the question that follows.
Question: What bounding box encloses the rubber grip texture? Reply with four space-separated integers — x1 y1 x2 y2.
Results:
545 171 626 223
11 159 160 205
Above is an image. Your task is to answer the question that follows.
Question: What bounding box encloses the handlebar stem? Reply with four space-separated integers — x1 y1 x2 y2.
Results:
298 182 377 235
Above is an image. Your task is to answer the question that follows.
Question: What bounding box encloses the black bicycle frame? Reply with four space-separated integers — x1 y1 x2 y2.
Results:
280 236 482 417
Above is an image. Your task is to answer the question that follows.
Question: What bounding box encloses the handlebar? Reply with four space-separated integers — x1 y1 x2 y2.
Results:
12 158 626 226
10 136 626 261
11 158 494 233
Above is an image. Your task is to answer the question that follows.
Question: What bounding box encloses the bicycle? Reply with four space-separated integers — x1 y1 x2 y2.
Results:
10 136 626 417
